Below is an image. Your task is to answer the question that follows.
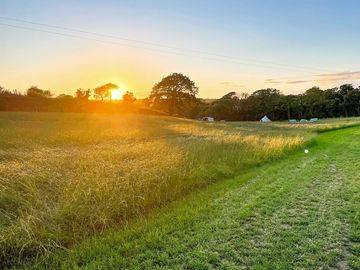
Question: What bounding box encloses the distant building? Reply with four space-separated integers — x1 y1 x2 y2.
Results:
260 116 271 122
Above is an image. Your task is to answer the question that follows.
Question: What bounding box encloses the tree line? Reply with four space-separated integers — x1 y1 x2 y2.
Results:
0 83 135 103
1 73 360 120
0 83 138 113
146 73 360 120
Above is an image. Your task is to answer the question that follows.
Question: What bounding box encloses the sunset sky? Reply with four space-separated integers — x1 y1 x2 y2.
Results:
1 0 360 98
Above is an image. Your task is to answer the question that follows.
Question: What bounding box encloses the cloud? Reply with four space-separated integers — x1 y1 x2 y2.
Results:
314 71 360 82
262 71 360 86
219 81 244 88
264 79 282 84
286 80 311 84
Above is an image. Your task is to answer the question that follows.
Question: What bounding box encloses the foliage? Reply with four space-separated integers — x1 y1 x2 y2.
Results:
93 83 118 100
26 86 52 98
0 86 22 97
204 92 246 120
149 73 198 115
2 81 360 121
122 91 136 105
202 84 360 121
75 88 91 100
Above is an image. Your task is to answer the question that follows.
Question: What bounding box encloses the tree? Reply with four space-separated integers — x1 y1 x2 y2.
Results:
26 86 52 98
303 87 325 117
346 87 360 116
337 84 355 117
75 88 91 100
281 94 302 119
204 92 243 120
0 86 21 97
122 91 136 105
321 88 340 117
94 83 118 101
249 88 282 120
149 73 198 115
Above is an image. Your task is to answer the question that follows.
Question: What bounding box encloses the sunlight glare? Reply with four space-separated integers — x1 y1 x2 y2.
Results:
111 88 124 100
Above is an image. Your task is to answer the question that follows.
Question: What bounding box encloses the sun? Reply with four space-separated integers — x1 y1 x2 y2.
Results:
111 88 124 100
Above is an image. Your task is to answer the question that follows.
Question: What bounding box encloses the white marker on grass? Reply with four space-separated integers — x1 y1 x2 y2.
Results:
304 149 309 154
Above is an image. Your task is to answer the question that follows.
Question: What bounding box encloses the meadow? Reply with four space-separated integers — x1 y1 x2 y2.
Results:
44 124 360 269
0 112 359 267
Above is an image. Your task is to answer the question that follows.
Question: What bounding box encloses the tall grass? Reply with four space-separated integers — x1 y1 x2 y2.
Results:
0 112 357 266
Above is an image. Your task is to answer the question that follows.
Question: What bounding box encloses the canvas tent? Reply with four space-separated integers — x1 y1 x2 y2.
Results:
260 116 271 122
202 116 214 122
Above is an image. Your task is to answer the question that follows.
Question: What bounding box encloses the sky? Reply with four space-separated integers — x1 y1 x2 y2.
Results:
1 0 360 98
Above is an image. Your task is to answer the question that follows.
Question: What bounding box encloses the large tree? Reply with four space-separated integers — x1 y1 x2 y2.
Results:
94 83 118 101
149 73 198 115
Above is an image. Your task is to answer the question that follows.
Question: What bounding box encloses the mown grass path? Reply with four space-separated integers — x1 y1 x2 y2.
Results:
31 127 360 269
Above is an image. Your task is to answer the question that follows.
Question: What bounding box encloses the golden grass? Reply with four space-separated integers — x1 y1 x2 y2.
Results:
0 112 358 264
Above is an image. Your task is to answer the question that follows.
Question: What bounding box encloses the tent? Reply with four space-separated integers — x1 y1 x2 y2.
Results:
202 117 214 122
260 116 271 123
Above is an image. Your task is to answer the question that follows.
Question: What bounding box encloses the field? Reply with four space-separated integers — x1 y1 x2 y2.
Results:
0 112 360 268
45 124 360 269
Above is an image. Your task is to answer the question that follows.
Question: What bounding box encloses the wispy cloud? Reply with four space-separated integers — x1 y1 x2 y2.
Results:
314 71 360 82
219 81 244 88
262 71 360 87
264 79 282 84
286 80 311 84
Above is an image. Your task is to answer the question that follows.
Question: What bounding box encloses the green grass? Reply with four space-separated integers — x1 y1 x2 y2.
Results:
30 125 360 269
0 112 359 268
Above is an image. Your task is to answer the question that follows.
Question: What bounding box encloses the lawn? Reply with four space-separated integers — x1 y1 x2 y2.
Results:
0 112 359 268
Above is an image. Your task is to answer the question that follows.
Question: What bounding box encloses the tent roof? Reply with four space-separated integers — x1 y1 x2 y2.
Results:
260 115 271 122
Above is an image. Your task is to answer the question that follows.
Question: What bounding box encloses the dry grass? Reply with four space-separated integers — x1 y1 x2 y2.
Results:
0 112 358 266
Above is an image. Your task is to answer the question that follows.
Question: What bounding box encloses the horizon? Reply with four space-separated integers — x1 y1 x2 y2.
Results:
1 0 360 99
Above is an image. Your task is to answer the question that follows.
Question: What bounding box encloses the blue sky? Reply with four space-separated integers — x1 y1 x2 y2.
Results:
1 0 360 98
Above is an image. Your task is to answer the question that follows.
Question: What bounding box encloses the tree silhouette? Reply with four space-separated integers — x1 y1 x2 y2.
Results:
75 88 91 100
27 86 52 98
0 86 21 97
122 91 136 105
94 83 118 100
